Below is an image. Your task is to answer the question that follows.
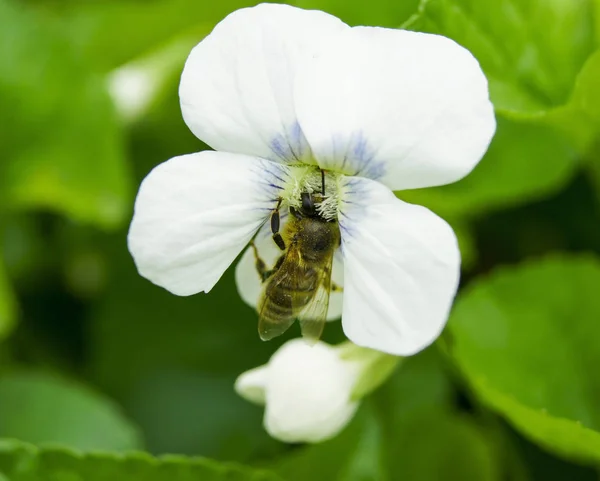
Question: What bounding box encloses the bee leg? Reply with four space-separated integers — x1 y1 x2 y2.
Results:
250 240 271 282
272 234 286 251
271 199 286 251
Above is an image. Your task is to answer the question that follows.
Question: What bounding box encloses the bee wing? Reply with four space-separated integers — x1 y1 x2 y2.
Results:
296 253 334 342
257 251 301 341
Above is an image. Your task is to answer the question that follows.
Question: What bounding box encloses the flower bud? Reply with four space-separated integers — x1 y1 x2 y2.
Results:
235 339 399 443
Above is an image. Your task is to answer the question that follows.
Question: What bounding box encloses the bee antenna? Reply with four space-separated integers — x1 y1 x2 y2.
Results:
321 169 326 196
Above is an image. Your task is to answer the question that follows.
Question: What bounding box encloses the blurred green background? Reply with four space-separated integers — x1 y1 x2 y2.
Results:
1 0 600 479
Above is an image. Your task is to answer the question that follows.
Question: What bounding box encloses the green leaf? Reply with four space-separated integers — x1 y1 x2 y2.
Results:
273 407 499 481
294 0 419 28
587 146 600 209
374 349 500 481
546 49 600 150
564 48 600 125
124 368 281 461
453 222 478 270
0 0 132 228
374 347 453 424
448 255 600 464
399 115 578 219
107 34 201 123
0 439 282 481
0 371 142 451
385 411 499 481
270 406 388 481
404 0 595 114
34 0 268 72
0 259 17 341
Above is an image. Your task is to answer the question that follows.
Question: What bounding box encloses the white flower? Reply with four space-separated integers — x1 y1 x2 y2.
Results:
235 338 397 443
128 4 495 355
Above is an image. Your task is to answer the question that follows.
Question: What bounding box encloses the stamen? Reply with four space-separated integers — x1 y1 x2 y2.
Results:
281 166 341 221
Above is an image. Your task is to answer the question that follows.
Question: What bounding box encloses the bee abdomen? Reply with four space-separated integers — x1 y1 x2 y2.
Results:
264 288 313 315
261 272 318 321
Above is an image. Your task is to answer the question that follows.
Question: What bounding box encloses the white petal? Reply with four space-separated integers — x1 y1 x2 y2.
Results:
179 4 348 163
235 222 283 310
328 251 345 321
295 27 496 190
128 151 287 296
263 339 360 443
234 366 267 405
339 176 460 355
235 220 344 321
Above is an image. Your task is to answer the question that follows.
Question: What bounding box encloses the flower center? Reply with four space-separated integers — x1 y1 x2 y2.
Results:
281 166 343 222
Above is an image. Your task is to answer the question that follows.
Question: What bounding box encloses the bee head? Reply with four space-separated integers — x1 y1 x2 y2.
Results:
301 192 318 216
292 192 329 218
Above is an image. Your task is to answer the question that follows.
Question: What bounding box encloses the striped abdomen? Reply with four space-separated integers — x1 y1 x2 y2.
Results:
260 265 319 323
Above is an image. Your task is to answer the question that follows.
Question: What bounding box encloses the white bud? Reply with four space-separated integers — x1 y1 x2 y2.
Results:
235 339 399 443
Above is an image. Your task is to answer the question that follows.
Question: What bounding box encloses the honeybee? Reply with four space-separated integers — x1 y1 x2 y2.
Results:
251 174 341 341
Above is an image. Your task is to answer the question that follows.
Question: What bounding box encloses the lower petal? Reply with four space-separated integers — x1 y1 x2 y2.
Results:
128 151 286 296
339 176 460 355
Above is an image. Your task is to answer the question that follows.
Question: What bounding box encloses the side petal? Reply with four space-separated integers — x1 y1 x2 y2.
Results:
179 4 348 163
235 365 267 405
295 27 496 190
264 339 360 443
128 151 286 296
235 221 344 321
339 176 460 355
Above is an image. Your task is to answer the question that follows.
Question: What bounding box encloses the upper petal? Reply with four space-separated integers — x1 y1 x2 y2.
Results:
235 220 344 321
179 4 348 163
128 151 286 296
295 27 496 190
338 176 460 355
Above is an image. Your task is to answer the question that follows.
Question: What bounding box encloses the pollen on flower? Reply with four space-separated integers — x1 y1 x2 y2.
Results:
281 166 342 221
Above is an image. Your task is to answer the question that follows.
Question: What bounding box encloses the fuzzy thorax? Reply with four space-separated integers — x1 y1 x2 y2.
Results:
281 166 342 221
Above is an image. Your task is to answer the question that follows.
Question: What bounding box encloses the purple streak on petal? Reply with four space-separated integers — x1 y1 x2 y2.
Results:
331 131 386 180
338 176 374 241
269 121 310 163
249 158 291 210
